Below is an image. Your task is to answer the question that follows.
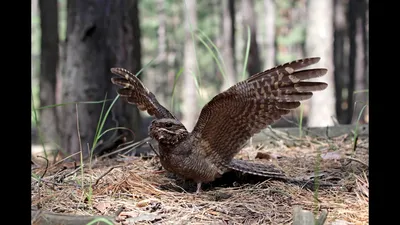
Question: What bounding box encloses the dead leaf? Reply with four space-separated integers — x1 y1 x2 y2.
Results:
94 202 111 214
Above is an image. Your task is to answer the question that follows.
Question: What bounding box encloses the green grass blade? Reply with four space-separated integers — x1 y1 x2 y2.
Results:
196 28 227 79
171 67 184 110
184 0 201 89
86 218 114 225
195 33 227 81
189 70 201 97
91 95 120 155
92 93 108 151
353 89 369 94
31 92 48 158
136 57 156 77
98 127 134 140
242 26 251 80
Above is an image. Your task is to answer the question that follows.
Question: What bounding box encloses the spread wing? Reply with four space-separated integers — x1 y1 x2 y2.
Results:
110 68 176 119
192 57 328 166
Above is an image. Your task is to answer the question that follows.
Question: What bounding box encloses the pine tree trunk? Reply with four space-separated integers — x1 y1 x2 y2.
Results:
220 0 237 91
181 0 198 131
242 0 261 77
333 0 349 124
306 0 336 127
38 0 59 144
349 0 368 123
264 0 276 69
61 0 142 159
154 0 169 107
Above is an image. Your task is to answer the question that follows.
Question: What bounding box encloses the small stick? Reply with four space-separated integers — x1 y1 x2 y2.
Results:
346 156 368 168
37 156 49 179
353 135 359 152
114 206 125 218
94 165 123 186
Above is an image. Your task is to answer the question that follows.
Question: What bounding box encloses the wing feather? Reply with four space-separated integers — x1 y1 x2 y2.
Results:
110 68 176 119
192 57 328 166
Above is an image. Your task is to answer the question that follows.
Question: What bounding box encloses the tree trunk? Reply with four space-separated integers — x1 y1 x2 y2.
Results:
181 0 198 131
333 0 349 124
154 0 169 107
242 0 261 77
61 0 142 159
264 0 276 69
306 0 336 127
220 0 237 91
349 0 368 124
39 0 59 144
363 0 369 123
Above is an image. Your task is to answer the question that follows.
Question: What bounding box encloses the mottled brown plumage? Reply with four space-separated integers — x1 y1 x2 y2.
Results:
111 57 328 193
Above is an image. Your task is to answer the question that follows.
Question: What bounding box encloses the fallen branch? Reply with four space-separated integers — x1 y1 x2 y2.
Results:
31 210 116 225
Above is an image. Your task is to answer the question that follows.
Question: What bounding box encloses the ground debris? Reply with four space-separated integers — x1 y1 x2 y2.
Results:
31 136 368 224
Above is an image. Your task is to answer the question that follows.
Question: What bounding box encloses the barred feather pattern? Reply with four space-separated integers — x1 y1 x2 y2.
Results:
111 57 328 192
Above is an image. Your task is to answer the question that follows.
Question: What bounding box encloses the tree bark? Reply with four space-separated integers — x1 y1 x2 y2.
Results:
264 0 276 69
181 0 198 131
242 0 261 77
333 0 349 124
154 0 169 107
61 0 142 159
220 0 237 91
306 0 336 127
349 0 368 123
39 0 59 144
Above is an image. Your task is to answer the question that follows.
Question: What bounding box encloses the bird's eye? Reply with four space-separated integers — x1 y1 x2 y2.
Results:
165 123 173 128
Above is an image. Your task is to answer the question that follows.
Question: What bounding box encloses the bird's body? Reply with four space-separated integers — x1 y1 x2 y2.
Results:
111 57 328 193
149 119 224 187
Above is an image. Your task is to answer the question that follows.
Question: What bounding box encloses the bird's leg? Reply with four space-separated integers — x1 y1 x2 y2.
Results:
146 141 160 157
196 182 202 194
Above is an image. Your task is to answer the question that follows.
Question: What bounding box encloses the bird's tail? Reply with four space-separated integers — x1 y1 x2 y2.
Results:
228 159 286 179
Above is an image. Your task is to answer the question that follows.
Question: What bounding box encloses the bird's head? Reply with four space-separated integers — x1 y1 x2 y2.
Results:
149 118 189 146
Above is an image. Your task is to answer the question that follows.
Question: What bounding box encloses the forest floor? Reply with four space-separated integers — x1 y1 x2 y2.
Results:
31 134 368 225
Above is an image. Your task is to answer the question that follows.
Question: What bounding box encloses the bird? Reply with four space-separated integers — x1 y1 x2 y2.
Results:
110 57 328 194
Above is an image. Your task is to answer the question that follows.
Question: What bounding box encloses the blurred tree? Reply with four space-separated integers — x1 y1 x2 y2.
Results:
263 0 276 69
275 0 305 64
333 0 349 124
349 0 368 124
242 0 261 76
181 0 199 131
220 0 237 91
154 0 169 107
60 0 142 158
306 0 336 127
39 0 59 144
333 0 369 124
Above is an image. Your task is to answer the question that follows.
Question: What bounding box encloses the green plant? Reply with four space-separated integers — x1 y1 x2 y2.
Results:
242 26 251 80
86 217 114 225
170 67 184 111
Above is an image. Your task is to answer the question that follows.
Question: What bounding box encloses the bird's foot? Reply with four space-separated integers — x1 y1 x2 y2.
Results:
195 182 202 194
